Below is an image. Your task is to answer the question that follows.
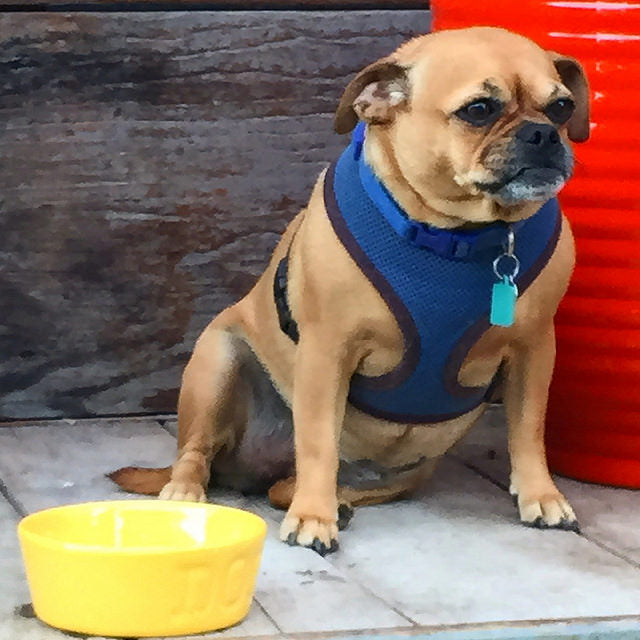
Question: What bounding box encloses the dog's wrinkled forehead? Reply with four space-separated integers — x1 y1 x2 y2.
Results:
401 30 566 112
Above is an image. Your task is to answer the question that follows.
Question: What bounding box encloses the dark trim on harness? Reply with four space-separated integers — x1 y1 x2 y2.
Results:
274 254 299 344
324 160 422 391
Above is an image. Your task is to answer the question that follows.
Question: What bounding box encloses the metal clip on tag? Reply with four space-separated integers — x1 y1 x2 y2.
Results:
490 228 520 327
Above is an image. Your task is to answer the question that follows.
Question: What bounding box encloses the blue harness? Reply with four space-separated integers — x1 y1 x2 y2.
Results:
276 124 561 424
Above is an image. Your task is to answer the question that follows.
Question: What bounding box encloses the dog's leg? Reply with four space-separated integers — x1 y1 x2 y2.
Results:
505 324 578 531
269 457 437 530
159 309 242 502
278 333 353 555
269 478 407 532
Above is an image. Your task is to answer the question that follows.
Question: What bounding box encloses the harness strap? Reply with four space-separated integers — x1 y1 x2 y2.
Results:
351 122 522 261
273 254 299 343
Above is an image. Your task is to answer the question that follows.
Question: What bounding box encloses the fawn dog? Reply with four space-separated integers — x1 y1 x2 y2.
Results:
111 27 589 555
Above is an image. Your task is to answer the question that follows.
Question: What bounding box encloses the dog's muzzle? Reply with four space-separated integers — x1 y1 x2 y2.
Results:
477 121 574 205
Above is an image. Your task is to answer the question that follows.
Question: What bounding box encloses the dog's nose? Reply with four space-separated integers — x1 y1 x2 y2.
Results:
516 122 561 147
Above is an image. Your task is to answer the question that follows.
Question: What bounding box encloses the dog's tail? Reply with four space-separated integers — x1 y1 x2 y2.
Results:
107 466 172 496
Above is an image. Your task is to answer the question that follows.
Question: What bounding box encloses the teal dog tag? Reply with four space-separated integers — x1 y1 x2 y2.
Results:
490 276 518 327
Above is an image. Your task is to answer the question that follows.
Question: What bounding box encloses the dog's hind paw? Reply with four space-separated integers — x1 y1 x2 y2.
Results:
279 514 339 556
337 503 354 531
158 480 207 503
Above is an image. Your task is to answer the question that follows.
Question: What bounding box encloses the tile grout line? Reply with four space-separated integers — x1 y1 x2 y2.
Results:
0 474 27 518
200 613 640 640
254 597 284 636
448 453 510 494
578 535 640 572
321 561 418 629
158 417 178 438
323 550 418 628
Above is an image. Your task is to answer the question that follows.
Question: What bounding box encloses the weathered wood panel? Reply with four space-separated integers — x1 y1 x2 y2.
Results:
0 10 430 419
2 0 427 7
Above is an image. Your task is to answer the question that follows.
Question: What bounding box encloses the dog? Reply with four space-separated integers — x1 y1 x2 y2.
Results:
110 27 589 556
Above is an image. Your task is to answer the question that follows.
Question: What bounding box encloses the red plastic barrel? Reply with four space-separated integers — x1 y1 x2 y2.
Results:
432 1 640 487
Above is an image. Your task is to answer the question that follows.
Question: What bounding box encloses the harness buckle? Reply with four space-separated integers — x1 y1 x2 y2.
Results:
406 222 472 259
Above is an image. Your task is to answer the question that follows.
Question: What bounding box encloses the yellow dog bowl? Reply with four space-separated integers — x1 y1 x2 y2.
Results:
17 500 267 637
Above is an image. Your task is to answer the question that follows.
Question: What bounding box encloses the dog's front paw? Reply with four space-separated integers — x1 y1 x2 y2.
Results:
279 513 339 556
512 487 579 532
158 480 207 503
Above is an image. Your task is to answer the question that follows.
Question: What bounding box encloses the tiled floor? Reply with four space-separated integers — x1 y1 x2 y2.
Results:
2 407 640 640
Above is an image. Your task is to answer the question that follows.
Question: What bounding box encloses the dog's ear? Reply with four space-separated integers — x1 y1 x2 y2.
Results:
334 59 410 135
550 53 590 142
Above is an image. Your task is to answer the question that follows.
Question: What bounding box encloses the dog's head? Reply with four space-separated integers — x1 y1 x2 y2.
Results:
334 27 589 225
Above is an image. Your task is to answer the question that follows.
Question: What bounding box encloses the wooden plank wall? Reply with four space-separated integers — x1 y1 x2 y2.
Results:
0 5 431 420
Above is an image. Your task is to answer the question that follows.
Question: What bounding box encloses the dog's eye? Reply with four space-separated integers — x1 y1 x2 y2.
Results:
454 98 502 126
544 98 575 125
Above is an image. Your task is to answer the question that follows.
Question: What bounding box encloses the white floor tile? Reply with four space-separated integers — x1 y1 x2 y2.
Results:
0 418 176 513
